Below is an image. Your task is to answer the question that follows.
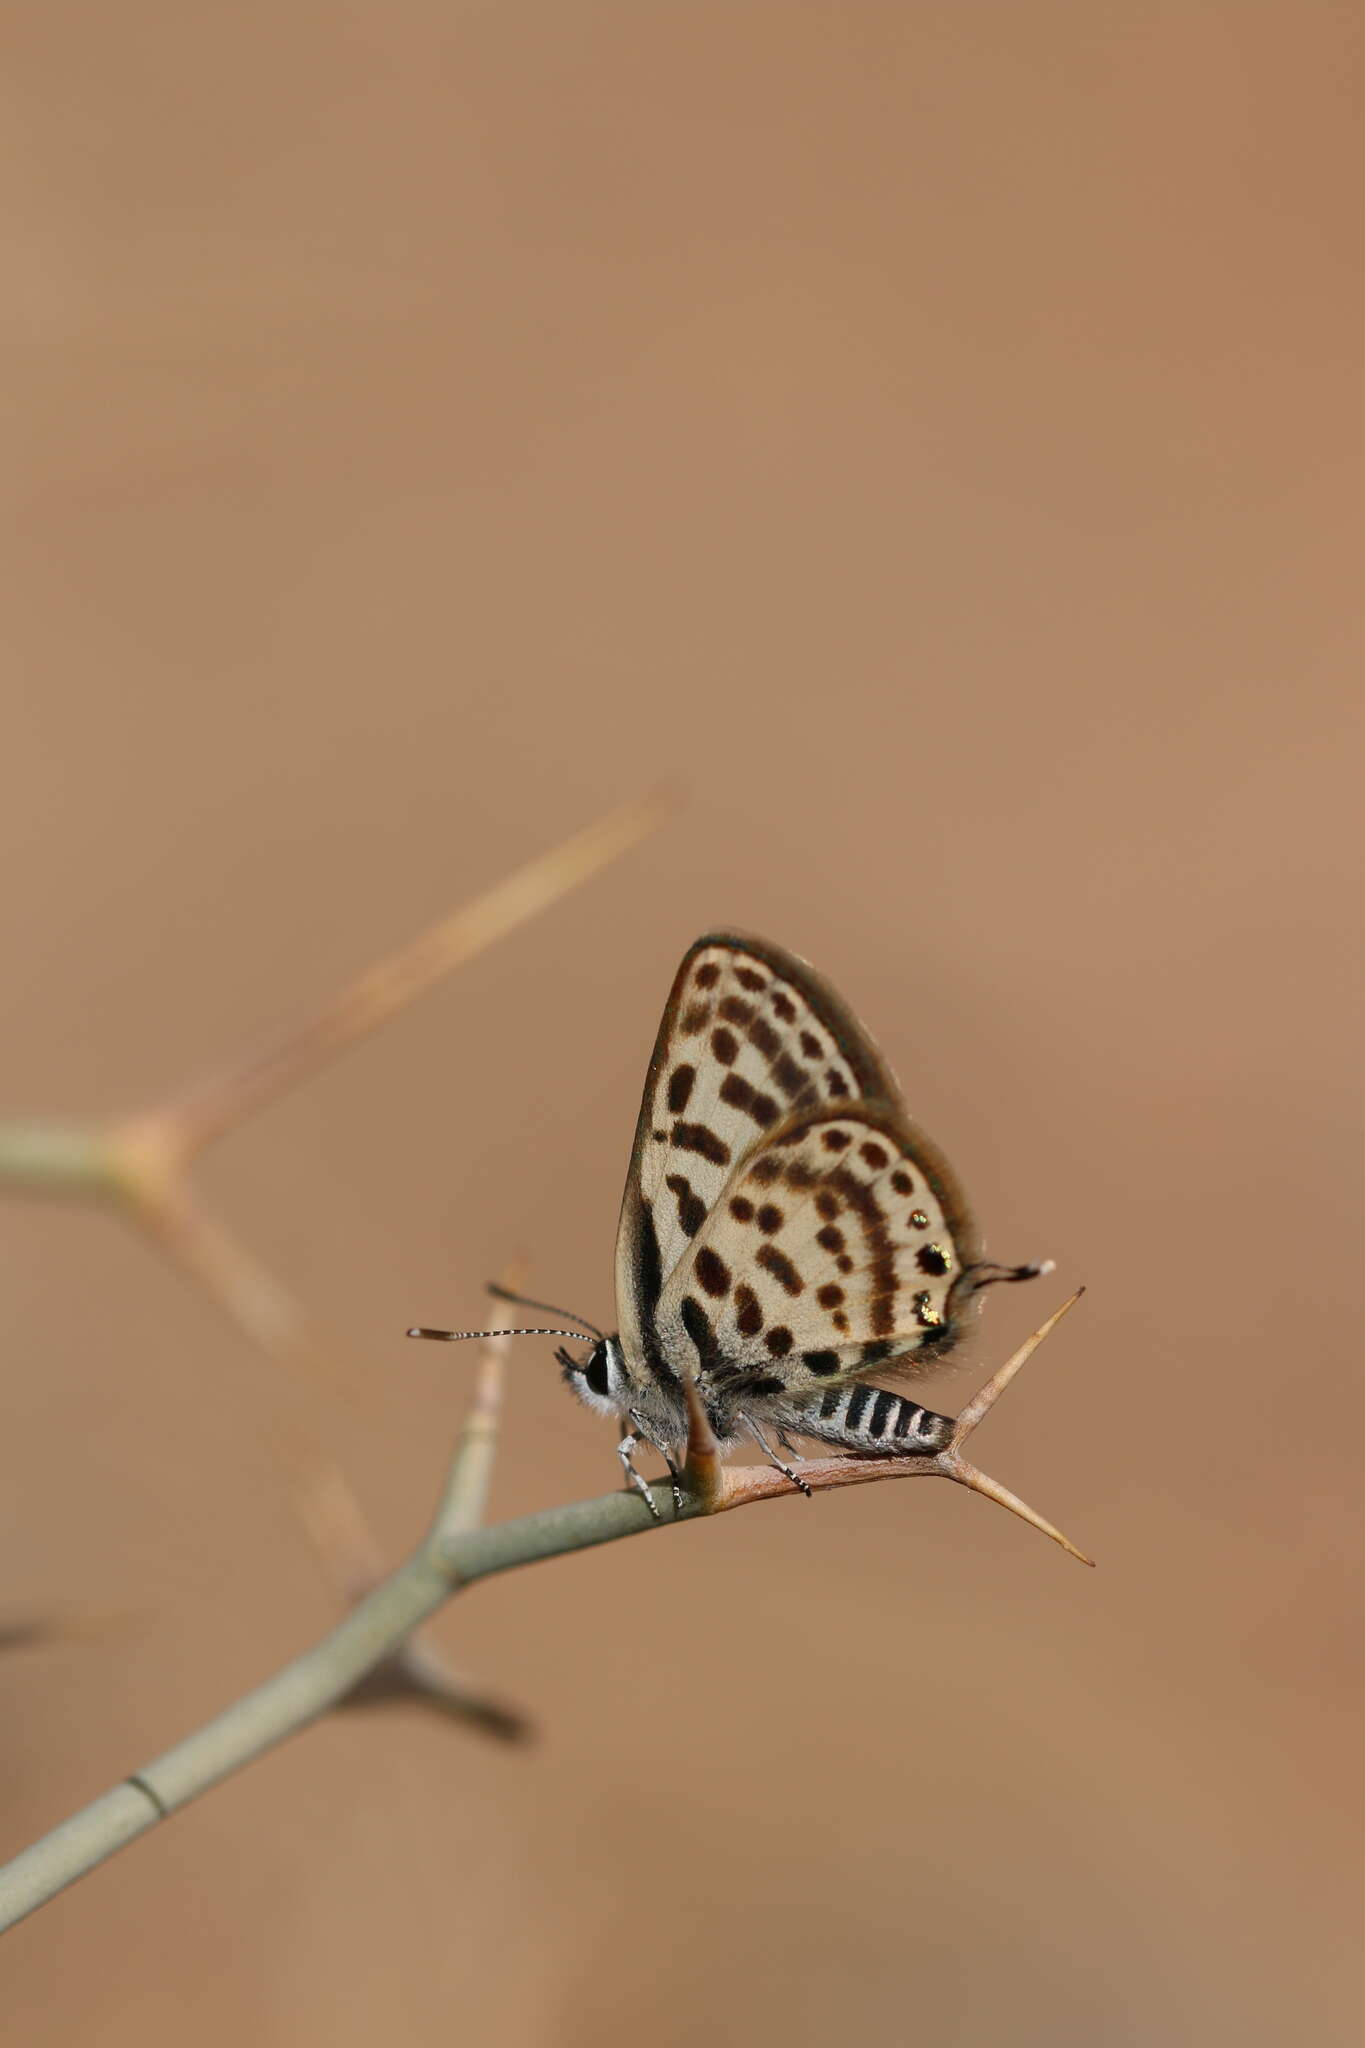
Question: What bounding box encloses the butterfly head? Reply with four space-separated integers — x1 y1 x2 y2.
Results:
558 1334 630 1420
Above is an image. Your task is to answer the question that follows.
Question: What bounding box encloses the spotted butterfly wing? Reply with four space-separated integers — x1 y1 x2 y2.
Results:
614 932 987 1405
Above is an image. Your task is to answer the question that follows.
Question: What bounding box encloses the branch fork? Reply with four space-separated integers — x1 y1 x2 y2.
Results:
682 1290 1093 1566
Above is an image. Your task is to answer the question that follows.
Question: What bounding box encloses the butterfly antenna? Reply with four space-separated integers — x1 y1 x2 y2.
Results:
484 1283 605 1343
407 1325 593 1344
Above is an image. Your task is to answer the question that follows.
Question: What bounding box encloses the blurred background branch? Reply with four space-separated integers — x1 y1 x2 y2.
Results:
0 799 666 1742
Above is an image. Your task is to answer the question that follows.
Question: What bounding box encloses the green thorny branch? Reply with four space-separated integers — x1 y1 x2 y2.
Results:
0 1293 1089 1933
0 793 1091 1933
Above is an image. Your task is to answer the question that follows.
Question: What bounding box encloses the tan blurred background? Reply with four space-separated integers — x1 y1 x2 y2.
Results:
4 3 1363 2041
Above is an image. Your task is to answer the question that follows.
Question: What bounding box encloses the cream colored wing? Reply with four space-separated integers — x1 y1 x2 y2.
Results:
613 931 908 1372
654 1102 989 1396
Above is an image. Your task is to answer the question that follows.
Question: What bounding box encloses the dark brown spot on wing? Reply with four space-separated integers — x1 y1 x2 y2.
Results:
748 1015 781 1060
736 966 767 993
720 1072 779 1127
746 1374 785 1397
816 1223 846 1254
665 1173 706 1238
800 1030 822 1058
815 1190 840 1220
751 1155 783 1185
729 1195 754 1223
784 1160 817 1190
829 1164 897 1334
826 1069 850 1096
667 1065 696 1113
756 1203 784 1234
719 995 754 1027
680 1294 723 1373
734 1284 763 1336
805 1350 840 1377
637 1201 663 1326
917 1243 950 1276
909 1209 930 1230
772 1052 808 1098
681 1001 711 1035
772 991 796 1023
672 1122 732 1165
695 1247 731 1297
822 1129 850 1152
817 1283 844 1309
694 961 721 989
711 1026 739 1065
757 1243 803 1295
765 1326 793 1357
891 1170 914 1196
860 1142 889 1170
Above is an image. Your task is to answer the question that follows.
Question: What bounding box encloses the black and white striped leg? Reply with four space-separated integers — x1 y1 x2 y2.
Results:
625 1408 685 1517
745 1419 813 1499
663 1452 684 1518
617 1430 662 1520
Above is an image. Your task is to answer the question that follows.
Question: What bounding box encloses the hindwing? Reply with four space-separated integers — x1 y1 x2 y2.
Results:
655 1103 984 1397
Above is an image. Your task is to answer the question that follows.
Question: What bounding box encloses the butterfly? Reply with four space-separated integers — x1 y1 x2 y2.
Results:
411 931 1048 1515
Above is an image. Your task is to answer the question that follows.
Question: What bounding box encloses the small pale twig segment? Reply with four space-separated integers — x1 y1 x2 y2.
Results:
144 795 671 1162
297 1277 531 1739
0 1290 1087 1933
430 1270 522 1538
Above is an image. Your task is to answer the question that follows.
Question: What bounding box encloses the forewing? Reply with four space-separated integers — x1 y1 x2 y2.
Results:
654 1103 985 1394
613 932 900 1367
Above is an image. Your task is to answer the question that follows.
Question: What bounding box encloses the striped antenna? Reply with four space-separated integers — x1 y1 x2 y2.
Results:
407 1283 605 1349
407 1325 591 1344
484 1283 605 1341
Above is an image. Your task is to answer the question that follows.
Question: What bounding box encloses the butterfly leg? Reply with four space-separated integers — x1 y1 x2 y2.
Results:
662 1451 685 1518
616 1429 663 1521
743 1419 814 1500
624 1409 686 1518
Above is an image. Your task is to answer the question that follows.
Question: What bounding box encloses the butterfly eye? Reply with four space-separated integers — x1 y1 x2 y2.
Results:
583 1344 613 1399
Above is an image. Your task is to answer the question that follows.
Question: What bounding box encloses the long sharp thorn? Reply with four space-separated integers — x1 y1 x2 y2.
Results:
954 1286 1086 1439
681 1373 722 1513
947 1457 1094 1566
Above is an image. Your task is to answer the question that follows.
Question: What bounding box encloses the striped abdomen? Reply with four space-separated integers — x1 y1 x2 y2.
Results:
780 1382 952 1455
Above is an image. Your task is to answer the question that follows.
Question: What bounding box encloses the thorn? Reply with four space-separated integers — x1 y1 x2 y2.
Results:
936 1286 1091 1565
953 1287 1085 1439
941 1454 1094 1566
680 1374 723 1514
